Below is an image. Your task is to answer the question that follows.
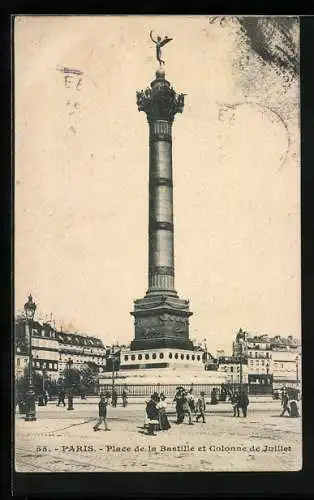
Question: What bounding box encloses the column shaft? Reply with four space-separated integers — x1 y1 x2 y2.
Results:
148 120 175 294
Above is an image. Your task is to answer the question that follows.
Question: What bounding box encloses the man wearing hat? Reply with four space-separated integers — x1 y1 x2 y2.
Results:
196 391 206 423
93 392 111 431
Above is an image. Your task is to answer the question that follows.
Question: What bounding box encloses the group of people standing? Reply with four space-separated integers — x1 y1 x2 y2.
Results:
280 390 300 418
230 390 250 417
111 388 128 408
174 387 206 424
145 393 171 436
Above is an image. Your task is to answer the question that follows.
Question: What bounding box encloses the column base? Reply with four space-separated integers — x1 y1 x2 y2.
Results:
130 337 194 351
130 293 193 351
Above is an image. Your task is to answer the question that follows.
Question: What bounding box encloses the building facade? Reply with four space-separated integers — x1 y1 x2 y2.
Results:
216 356 249 384
14 316 108 384
232 329 301 384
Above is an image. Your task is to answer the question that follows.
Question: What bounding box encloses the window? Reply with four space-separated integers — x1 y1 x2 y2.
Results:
145 353 149 360
192 355 195 361
131 355 135 361
159 353 164 359
186 354 190 360
17 358 20 366
197 355 200 361
250 360 254 365
175 353 178 359
256 360 259 365
124 355 128 361
54 363 57 370
261 360 265 366
169 353 173 359
180 354 184 360
138 354 142 360
152 353 157 359
230 367 233 373
237 366 240 371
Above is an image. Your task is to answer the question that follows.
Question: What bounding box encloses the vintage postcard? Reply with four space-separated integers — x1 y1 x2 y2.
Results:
14 15 301 473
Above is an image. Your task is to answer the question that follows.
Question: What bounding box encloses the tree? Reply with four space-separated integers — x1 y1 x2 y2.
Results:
80 362 99 389
61 367 81 390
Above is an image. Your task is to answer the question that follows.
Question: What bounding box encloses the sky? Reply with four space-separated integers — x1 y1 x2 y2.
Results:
14 16 300 354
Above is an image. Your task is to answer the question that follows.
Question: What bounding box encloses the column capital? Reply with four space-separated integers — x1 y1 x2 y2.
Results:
136 70 185 122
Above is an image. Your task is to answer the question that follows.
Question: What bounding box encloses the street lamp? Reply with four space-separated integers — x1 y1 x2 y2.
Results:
66 357 74 410
202 338 208 363
24 294 37 421
42 368 47 392
296 355 299 385
111 345 118 395
238 338 244 393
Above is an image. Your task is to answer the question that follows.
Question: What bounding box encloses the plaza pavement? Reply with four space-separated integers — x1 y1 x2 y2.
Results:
15 398 302 472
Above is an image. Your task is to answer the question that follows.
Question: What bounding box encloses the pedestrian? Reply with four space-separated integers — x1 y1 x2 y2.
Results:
93 392 111 431
174 387 184 424
112 388 117 407
146 394 159 435
196 391 206 423
220 384 227 402
67 389 74 410
43 389 49 406
57 389 66 407
122 388 128 407
152 391 160 403
157 393 171 430
181 388 194 425
289 399 300 418
187 388 196 414
238 390 249 417
281 386 287 404
210 388 218 405
231 391 240 417
280 392 290 417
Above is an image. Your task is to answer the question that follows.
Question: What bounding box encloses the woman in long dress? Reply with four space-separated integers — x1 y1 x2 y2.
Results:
157 393 171 430
145 394 160 435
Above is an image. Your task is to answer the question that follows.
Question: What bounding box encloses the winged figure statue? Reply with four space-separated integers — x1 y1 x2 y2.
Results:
150 30 173 66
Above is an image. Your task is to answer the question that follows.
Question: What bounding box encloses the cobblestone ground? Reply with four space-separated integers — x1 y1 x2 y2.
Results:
15 399 302 472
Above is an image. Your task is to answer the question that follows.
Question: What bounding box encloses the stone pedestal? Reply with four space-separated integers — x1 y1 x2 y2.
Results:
130 294 193 350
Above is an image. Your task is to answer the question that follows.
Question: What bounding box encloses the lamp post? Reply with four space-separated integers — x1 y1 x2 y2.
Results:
24 294 37 422
111 345 118 395
266 362 270 385
203 338 208 364
239 339 243 393
42 368 47 392
296 355 299 385
66 357 74 410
